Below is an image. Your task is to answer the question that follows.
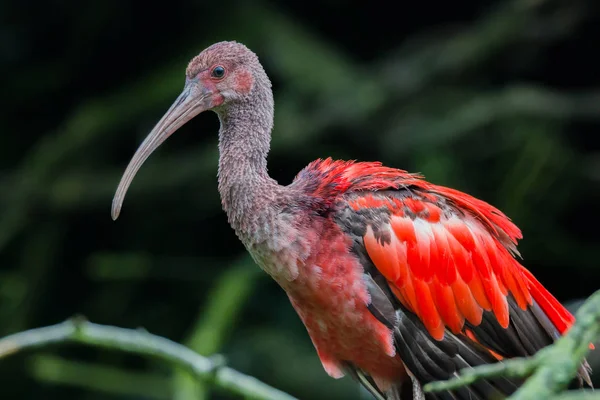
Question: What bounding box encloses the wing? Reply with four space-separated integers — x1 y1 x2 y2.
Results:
346 190 535 340
335 188 592 399
293 158 575 339
293 159 589 398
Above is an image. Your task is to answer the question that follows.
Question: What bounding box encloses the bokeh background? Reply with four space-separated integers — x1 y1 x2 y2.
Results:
1 0 599 399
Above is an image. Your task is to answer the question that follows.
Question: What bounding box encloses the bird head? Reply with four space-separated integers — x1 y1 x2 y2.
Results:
111 41 266 220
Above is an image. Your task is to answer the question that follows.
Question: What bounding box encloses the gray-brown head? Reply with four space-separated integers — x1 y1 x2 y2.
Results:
111 41 273 220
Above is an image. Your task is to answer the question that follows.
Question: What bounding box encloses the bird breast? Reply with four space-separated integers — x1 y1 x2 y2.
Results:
246 214 404 382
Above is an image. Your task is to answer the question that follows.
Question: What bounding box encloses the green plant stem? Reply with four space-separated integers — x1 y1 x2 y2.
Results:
423 358 539 392
0 318 296 400
549 391 600 400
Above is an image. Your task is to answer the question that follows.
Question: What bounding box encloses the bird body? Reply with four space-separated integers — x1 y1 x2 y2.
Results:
112 41 591 399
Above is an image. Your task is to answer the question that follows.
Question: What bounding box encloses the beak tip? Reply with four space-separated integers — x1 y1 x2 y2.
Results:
111 202 121 221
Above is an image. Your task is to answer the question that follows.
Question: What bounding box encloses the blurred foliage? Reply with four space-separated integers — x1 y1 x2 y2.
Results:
1 0 599 399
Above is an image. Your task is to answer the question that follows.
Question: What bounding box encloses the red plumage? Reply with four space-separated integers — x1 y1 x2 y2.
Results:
289 158 587 398
296 158 573 336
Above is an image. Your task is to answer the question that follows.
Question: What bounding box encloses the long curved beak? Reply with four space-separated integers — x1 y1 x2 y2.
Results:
111 80 213 220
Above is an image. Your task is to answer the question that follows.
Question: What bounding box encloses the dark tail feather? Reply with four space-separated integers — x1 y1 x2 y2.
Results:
343 364 388 400
361 274 592 399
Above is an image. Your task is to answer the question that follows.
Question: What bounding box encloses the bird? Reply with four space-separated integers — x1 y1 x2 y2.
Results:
111 41 592 399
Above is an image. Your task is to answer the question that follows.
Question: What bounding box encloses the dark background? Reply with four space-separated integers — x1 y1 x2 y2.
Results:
1 0 599 399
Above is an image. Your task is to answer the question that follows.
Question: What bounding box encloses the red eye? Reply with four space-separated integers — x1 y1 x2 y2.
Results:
211 66 225 79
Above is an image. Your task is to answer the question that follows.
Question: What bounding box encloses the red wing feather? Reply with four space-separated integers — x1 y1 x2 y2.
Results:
355 193 572 341
519 266 574 334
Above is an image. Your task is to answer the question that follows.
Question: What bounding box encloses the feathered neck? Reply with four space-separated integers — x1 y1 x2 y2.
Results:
216 69 280 241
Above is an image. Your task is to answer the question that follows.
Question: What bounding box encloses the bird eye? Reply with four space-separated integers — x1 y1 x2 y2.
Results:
211 66 225 79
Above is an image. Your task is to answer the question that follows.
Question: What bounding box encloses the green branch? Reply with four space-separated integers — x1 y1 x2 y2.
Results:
424 357 539 392
549 390 600 400
0 318 296 400
424 290 600 398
